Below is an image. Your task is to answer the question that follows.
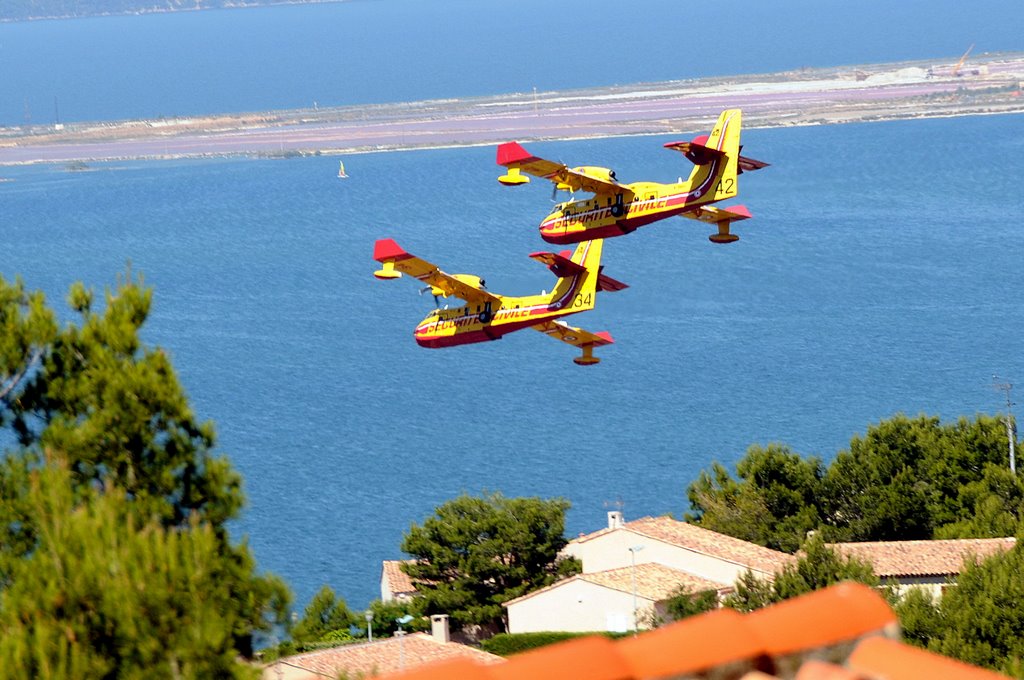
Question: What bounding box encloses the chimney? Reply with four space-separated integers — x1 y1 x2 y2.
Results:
430 614 450 643
608 510 624 529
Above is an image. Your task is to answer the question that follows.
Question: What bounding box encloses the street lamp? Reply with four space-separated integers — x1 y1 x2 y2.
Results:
628 545 646 636
365 610 374 643
396 614 414 670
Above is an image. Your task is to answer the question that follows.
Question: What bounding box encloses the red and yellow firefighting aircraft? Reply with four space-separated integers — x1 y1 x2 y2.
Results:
373 238 626 365
496 108 768 245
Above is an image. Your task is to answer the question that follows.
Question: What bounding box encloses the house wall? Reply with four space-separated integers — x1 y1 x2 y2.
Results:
506 579 655 634
563 531 766 584
881 575 949 599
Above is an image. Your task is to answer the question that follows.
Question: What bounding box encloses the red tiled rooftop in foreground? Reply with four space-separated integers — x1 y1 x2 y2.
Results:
570 515 793 574
374 582 1004 680
828 537 1016 578
848 636 1010 680
745 582 898 656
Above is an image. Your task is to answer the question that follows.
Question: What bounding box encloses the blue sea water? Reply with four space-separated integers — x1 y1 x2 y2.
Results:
2 113 1023 612
2 0 1024 126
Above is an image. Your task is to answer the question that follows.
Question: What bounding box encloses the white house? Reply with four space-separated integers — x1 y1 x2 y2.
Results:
563 512 793 583
504 562 731 634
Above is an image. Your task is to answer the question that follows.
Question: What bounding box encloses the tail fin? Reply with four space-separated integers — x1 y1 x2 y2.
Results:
700 109 741 201
665 109 742 201
548 239 604 311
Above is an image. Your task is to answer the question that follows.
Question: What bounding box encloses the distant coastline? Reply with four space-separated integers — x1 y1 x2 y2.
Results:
2 53 1022 166
0 0 346 23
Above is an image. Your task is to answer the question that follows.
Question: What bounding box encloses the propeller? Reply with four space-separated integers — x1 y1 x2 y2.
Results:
418 286 441 308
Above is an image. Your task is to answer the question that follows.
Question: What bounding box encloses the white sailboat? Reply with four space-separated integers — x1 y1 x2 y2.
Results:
337 160 349 179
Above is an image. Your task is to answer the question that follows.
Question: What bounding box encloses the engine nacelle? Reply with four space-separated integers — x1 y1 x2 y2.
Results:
431 274 485 297
571 166 618 183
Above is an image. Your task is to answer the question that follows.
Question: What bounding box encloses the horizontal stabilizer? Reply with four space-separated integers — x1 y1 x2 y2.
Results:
533 320 614 347
597 266 628 293
688 204 753 224
663 137 726 165
529 250 586 277
738 154 770 174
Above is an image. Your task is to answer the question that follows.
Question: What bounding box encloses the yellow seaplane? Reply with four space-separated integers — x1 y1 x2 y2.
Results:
496 108 768 245
373 238 625 365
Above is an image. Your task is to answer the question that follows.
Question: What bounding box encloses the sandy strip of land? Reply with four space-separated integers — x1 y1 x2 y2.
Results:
1 54 1022 166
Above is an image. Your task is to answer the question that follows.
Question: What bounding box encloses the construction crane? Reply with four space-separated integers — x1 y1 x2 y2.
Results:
952 43 974 77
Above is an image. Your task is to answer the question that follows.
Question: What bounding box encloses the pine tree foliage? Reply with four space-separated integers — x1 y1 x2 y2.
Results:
401 492 577 630
724 535 879 613
0 463 262 679
0 273 290 674
291 586 356 643
687 414 1021 549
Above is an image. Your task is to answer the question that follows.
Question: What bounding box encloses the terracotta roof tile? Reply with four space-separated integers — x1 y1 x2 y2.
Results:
573 516 794 575
848 637 1010 680
618 608 768 677
489 635 633 680
580 563 731 601
272 633 502 679
382 559 418 597
375 657 497 680
745 582 897 656
827 538 1016 578
367 583 1005 680
504 563 730 608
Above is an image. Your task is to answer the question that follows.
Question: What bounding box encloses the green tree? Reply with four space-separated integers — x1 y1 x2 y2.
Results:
401 492 578 632
355 599 429 639
291 586 356 643
821 414 1011 542
0 462 274 679
930 542 1024 676
657 585 720 625
724 535 879 612
686 444 824 552
0 273 289 666
686 414 1019 548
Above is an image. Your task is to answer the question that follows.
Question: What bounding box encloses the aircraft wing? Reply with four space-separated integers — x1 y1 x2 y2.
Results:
497 142 627 196
373 239 501 305
532 319 614 349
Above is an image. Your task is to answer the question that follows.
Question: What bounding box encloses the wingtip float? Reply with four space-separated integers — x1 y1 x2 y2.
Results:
372 238 620 365
495 108 768 245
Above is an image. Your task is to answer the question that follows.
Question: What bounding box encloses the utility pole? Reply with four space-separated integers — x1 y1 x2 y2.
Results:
993 376 1017 475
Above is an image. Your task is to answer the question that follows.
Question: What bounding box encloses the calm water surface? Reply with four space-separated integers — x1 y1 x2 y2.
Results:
2 0 1023 125
2 113 1022 609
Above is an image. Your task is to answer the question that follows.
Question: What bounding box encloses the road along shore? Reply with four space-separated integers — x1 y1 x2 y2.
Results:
2 54 1022 166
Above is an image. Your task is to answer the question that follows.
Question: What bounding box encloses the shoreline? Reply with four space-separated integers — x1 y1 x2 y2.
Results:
2 53 1022 167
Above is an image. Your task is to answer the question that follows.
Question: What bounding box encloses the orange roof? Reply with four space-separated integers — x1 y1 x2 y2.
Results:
374 657 497 680
571 516 793 574
828 538 1016 578
270 633 502 679
505 563 730 608
489 636 633 680
618 608 767 677
745 582 897 656
848 637 1010 680
382 559 418 597
373 583 1005 680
